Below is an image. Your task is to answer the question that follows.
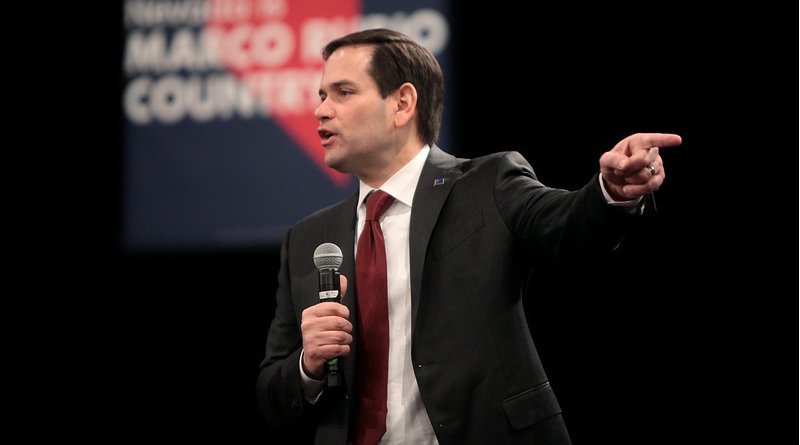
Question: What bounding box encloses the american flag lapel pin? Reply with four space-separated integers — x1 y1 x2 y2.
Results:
433 178 446 186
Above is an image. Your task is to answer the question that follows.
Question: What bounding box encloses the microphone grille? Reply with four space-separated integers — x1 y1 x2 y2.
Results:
313 243 343 270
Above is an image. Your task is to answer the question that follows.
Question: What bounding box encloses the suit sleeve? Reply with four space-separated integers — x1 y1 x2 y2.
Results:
256 228 320 432
493 151 638 261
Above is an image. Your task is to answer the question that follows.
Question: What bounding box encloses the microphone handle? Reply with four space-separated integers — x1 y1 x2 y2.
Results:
318 268 343 387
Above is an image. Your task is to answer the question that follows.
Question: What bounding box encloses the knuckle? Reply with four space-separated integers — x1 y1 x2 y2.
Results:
334 317 347 330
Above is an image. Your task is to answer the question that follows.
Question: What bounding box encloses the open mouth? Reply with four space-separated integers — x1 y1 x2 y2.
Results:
318 128 336 144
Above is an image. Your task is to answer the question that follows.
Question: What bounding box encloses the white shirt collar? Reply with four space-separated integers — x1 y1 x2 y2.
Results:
357 146 430 209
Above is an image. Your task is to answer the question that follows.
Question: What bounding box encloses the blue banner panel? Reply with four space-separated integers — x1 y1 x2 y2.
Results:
123 0 452 250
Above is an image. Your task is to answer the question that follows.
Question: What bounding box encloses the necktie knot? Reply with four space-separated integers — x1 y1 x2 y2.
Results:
365 190 395 222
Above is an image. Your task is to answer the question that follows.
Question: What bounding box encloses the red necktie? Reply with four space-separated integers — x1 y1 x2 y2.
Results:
353 190 395 445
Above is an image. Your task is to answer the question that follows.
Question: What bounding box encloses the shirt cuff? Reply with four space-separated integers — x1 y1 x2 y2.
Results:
299 350 325 404
598 175 643 214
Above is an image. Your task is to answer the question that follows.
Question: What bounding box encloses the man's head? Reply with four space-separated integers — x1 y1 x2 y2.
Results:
322 29 444 148
314 29 444 185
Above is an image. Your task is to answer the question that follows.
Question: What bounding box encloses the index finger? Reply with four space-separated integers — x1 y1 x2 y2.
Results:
307 301 350 318
631 133 682 152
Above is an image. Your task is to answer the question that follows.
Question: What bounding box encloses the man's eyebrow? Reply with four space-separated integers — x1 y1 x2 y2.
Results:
320 80 357 95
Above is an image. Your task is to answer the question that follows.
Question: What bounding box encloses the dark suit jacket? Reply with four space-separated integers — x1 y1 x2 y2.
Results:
257 146 639 444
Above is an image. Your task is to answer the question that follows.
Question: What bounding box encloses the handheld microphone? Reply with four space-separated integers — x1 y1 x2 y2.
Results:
313 243 344 387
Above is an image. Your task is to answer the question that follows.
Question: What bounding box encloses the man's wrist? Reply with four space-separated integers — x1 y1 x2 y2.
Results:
598 175 643 214
299 350 325 404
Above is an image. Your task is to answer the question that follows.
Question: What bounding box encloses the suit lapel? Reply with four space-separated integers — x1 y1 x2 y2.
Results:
409 146 462 331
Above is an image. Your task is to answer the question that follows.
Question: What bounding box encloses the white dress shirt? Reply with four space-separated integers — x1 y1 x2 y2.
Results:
352 146 437 444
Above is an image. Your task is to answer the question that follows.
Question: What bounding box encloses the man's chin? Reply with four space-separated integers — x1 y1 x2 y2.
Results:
323 153 349 173
324 158 348 174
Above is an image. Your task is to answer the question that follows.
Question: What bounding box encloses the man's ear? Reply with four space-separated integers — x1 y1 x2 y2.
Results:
393 82 418 128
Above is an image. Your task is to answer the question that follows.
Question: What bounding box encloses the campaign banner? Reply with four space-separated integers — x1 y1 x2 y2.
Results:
122 0 452 249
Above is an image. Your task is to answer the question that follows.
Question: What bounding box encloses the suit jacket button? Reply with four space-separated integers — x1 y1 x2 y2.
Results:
290 398 300 413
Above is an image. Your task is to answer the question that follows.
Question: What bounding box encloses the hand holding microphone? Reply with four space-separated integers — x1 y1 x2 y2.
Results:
301 243 351 387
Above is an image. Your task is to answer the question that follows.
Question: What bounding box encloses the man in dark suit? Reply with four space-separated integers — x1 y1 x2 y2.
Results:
256 28 681 445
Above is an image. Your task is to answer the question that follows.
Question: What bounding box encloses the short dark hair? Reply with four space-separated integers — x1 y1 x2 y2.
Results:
323 28 444 148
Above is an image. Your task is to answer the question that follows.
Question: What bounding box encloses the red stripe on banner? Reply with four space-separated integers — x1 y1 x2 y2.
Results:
207 0 359 187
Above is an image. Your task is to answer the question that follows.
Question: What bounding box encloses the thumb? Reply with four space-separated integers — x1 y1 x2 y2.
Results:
339 275 348 300
600 150 629 172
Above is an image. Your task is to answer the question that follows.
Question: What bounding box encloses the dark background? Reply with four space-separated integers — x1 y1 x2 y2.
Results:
79 2 795 444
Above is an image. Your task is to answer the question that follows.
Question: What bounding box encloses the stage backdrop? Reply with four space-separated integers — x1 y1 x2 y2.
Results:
122 0 452 250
